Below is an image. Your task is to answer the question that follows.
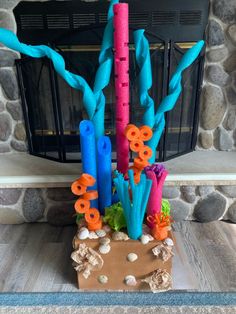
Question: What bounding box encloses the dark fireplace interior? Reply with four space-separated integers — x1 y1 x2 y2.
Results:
14 0 209 162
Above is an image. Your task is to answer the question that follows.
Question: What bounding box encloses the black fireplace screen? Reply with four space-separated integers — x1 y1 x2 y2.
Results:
14 0 208 163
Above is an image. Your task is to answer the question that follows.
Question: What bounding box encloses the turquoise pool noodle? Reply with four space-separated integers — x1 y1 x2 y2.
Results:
79 120 98 208
97 136 112 215
134 29 155 127
148 40 205 163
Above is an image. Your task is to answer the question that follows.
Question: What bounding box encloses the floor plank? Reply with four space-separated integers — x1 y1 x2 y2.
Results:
0 221 235 292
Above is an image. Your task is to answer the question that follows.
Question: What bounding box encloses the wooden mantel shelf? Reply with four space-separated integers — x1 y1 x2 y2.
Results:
0 151 235 188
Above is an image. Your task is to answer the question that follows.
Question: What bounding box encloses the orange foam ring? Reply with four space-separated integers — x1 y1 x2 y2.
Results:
134 157 150 170
78 173 96 187
82 190 98 201
125 124 140 141
74 198 90 214
85 208 100 224
138 145 153 160
71 180 87 196
139 125 153 141
129 139 144 153
87 218 103 231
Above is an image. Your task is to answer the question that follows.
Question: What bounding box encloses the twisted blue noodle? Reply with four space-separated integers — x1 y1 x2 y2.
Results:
92 0 119 139
134 29 155 127
148 40 204 163
134 31 204 163
0 28 96 120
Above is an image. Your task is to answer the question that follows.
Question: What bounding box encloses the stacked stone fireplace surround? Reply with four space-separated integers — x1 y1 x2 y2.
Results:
0 0 236 225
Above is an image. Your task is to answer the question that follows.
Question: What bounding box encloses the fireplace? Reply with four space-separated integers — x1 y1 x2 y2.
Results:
13 0 209 162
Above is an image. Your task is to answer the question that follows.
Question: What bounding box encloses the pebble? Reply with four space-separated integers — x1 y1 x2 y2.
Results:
112 231 129 241
140 234 150 245
98 275 108 284
99 237 111 245
124 275 137 286
98 244 111 254
89 231 98 239
127 253 138 262
164 237 174 247
103 225 111 233
78 227 89 240
95 229 106 238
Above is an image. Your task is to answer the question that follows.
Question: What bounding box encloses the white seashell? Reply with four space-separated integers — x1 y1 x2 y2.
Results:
96 229 106 238
103 225 111 233
140 234 150 245
146 234 154 241
99 244 111 254
124 275 137 286
78 227 89 240
112 231 129 241
127 253 138 262
98 275 108 284
89 231 99 239
164 237 174 247
99 237 111 245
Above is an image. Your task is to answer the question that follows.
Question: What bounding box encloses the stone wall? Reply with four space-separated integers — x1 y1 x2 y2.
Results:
0 185 236 225
197 0 236 151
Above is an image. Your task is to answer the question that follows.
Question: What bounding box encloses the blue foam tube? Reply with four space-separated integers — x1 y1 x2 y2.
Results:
79 120 98 208
97 136 112 215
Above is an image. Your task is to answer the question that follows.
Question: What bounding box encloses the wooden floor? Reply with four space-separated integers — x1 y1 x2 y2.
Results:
0 221 235 292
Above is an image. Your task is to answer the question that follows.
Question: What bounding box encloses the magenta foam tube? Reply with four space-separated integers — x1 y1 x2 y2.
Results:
113 3 130 174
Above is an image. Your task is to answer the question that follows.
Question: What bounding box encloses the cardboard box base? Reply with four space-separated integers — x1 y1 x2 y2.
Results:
74 233 173 291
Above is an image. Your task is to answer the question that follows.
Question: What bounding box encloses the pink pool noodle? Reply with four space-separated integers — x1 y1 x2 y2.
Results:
146 169 168 228
113 3 129 174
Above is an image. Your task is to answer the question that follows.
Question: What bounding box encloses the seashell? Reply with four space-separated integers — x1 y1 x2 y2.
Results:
99 237 111 245
98 275 108 284
99 244 111 254
164 237 174 247
78 227 89 240
146 234 154 241
152 243 174 262
127 253 138 262
95 229 106 238
124 275 137 286
103 225 111 233
141 269 172 293
89 231 99 239
140 234 150 245
112 231 129 241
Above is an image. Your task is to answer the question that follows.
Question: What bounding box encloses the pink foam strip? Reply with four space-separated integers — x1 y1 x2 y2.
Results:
114 3 129 174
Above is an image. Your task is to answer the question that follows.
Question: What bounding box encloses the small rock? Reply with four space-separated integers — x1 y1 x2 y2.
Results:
127 253 138 262
198 132 213 149
0 188 22 205
215 127 233 151
0 207 25 224
162 186 180 199
212 0 236 24
224 53 236 74
223 109 236 130
23 189 45 222
219 186 236 198
103 225 111 233
193 192 227 222
89 231 98 239
181 186 196 204
0 113 12 141
99 237 110 245
6 101 23 121
95 229 106 238
78 227 89 240
206 19 225 47
169 199 190 222
200 85 226 130
225 86 236 106
10 139 27 152
164 238 174 247
124 275 137 286
112 231 129 241
207 47 228 62
227 24 236 45
206 65 229 86
228 202 236 223
99 244 111 254
140 234 150 245
98 275 108 284
198 186 215 197
14 123 26 141
0 69 19 100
